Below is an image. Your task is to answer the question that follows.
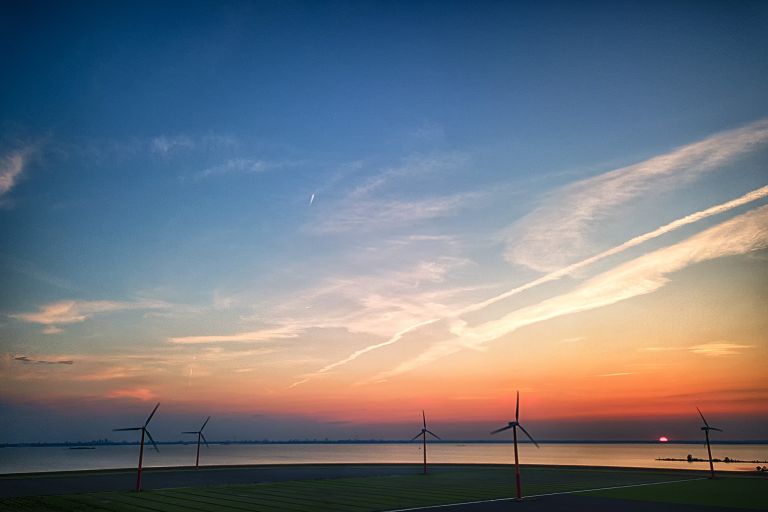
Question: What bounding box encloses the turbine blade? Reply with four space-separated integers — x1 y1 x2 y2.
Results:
426 430 441 440
144 402 160 427
696 407 710 428
200 432 210 448
411 432 423 441
709 427 723 432
490 425 512 435
145 429 160 452
181 431 198 434
422 410 426 429
518 424 540 448
201 416 211 431
516 391 520 422
113 427 141 431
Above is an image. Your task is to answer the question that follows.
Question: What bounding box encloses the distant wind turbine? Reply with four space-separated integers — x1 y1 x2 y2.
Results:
490 391 539 500
697 407 723 479
411 410 441 474
113 402 160 492
182 416 211 469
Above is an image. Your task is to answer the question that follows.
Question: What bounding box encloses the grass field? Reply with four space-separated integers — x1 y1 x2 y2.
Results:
586 476 768 510
1 466 764 511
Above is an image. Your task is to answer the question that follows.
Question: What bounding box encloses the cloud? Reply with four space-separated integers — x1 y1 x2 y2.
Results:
10 299 169 326
14 356 74 365
506 119 768 271
151 133 237 155
190 157 301 181
289 318 439 388
373 204 768 381
309 153 475 234
0 147 33 203
642 342 755 357
194 158 271 180
300 186 768 383
168 326 301 344
688 343 754 357
106 388 156 401
598 372 633 377
75 366 137 381
349 153 467 199
311 193 476 234
273 257 477 340
151 135 194 154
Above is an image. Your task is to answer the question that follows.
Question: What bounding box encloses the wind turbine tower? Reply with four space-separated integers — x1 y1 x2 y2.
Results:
490 391 539 500
697 407 723 479
182 416 211 469
113 403 160 492
411 410 441 474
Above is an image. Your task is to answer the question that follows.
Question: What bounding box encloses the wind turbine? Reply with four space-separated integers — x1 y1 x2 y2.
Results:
697 407 723 479
114 402 160 492
490 391 539 500
182 416 211 469
411 410 441 474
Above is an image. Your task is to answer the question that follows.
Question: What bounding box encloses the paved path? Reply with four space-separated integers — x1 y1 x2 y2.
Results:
387 494 747 511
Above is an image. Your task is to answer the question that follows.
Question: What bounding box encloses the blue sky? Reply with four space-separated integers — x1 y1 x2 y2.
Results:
1 1 767 442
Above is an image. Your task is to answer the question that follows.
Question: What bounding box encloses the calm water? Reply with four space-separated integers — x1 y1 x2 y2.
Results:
1 443 765 474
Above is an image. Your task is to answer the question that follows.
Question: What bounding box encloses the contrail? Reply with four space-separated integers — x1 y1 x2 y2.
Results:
289 318 439 388
289 184 768 387
456 184 768 316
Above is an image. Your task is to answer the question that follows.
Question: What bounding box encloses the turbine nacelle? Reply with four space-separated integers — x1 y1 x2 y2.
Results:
697 407 724 433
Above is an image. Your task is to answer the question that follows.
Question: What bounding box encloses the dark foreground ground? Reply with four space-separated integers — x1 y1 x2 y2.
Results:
1 464 765 511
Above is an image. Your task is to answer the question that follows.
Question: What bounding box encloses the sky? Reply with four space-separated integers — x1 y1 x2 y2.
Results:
1 0 767 443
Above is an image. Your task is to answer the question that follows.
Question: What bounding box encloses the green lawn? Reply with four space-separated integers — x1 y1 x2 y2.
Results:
586 476 768 510
2 467 761 512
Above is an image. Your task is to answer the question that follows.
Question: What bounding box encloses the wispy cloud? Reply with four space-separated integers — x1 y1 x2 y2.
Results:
106 387 156 401
0 147 34 205
151 134 195 154
643 342 755 357
311 193 476 234
506 119 768 271
289 318 439 388
193 158 273 180
299 186 768 384
168 326 301 344
372 204 768 381
349 153 467 199
14 356 74 365
598 372 633 377
689 343 754 357
151 133 237 155
9 299 169 327
75 366 137 381
273 257 476 340
309 153 476 234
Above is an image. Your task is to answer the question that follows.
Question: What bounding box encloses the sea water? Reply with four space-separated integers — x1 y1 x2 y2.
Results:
1 443 765 474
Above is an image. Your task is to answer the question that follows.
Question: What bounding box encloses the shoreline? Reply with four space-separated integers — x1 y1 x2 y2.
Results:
0 462 729 479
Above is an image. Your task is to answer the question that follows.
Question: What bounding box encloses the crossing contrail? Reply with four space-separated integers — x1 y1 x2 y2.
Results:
290 184 768 387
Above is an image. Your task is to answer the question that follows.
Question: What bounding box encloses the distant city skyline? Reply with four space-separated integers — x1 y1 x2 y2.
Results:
1 1 767 443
